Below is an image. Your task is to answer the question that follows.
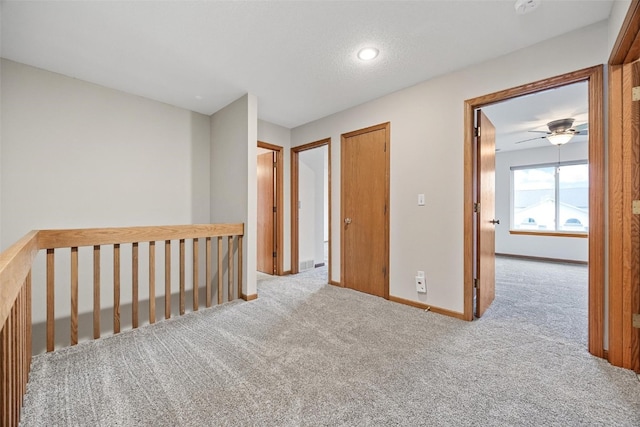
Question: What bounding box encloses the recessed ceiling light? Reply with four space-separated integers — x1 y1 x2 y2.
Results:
357 47 379 61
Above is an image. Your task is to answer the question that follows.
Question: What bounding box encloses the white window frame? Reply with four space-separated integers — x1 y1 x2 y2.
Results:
510 160 588 235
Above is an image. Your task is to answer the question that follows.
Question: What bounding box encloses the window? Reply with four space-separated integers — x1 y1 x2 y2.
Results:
511 161 588 233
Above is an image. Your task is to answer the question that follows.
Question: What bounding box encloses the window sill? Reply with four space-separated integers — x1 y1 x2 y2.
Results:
509 230 588 238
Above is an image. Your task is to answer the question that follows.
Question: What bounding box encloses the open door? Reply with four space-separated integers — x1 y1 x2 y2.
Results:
475 110 497 318
257 151 276 274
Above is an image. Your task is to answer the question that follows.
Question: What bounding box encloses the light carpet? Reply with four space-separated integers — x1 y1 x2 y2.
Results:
20 258 640 426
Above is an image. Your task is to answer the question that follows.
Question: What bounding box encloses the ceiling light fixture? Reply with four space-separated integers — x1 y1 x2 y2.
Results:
357 47 379 61
546 133 573 146
514 0 540 15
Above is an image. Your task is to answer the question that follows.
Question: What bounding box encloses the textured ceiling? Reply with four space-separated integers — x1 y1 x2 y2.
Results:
1 1 614 128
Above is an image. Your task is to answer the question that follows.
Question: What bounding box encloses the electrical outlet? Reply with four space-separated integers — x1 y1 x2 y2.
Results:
415 276 426 293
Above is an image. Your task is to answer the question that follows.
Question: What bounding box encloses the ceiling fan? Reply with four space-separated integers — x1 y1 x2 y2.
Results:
514 118 588 145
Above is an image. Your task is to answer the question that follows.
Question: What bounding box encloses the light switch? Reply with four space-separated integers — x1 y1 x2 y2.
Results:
418 194 425 206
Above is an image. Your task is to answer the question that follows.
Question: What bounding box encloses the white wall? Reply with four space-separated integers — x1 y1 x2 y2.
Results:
210 94 258 297
291 21 609 314
298 160 315 265
495 142 589 262
257 120 292 272
1 59 211 326
298 147 326 267
608 0 631 55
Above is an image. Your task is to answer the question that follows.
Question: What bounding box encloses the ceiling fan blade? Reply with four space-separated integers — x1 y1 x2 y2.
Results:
573 123 588 132
574 130 589 136
527 130 550 134
514 135 546 144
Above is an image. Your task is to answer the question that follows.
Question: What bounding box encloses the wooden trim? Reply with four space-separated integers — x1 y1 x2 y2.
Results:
621 61 640 371
340 123 390 298
38 223 244 249
0 231 39 329
464 66 605 358
329 280 342 287
463 101 475 321
496 253 588 265
282 270 292 276
291 138 332 279
610 0 640 64
608 64 625 367
388 295 466 320
241 293 258 301
587 65 605 358
509 230 588 238
258 141 284 275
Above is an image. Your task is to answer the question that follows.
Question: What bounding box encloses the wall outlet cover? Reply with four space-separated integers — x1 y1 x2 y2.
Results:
415 276 426 293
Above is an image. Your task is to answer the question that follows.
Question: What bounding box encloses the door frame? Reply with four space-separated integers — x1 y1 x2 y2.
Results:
257 141 284 276
463 66 605 359
291 138 331 280
340 122 390 298
608 0 640 372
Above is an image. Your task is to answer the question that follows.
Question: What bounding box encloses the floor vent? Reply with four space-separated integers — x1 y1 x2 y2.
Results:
299 260 314 271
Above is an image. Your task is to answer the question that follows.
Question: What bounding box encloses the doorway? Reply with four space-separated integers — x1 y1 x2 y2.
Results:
340 123 390 298
291 138 331 279
257 141 284 275
464 66 605 358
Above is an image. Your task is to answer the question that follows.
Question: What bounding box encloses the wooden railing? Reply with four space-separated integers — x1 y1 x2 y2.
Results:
0 223 244 427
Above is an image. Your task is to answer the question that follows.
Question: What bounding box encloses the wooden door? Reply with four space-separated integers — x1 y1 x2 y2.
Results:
476 110 497 317
257 151 275 274
341 123 389 298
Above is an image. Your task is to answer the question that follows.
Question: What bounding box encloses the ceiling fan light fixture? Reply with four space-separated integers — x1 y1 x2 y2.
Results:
514 0 540 15
547 133 573 146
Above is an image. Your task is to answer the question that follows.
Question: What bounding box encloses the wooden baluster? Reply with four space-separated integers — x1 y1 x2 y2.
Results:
1 319 7 426
26 271 32 377
113 244 121 334
25 272 32 407
46 248 55 352
132 242 139 329
165 240 171 319
206 237 212 308
17 289 22 420
193 239 199 311
93 245 101 339
238 235 243 300
228 236 234 301
71 247 79 345
179 239 185 315
149 241 155 324
17 298 22 422
217 237 223 304
8 308 14 425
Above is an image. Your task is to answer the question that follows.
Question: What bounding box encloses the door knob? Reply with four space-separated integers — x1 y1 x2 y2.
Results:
490 219 500 225
344 218 352 224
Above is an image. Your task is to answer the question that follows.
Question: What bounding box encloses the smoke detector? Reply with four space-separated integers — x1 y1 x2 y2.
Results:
514 0 540 15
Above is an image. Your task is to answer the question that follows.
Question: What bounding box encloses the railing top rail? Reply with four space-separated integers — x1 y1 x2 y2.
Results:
0 230 39 326
37 223 244 249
